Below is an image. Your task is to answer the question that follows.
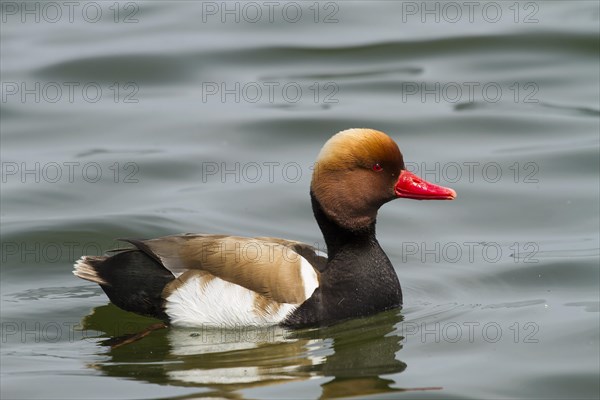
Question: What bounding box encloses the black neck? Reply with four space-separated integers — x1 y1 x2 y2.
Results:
310 191 378 259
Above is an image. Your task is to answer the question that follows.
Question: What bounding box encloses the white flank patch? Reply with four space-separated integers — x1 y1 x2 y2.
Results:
299 256 319 299
164 275 297 328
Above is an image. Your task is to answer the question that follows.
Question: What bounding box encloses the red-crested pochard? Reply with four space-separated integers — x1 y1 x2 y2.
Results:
74 129 456 328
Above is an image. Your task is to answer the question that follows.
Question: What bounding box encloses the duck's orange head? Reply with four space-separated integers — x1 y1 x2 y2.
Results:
311 128 456 230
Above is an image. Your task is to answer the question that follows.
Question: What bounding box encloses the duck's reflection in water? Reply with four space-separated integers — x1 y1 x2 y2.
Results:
84 306 426 399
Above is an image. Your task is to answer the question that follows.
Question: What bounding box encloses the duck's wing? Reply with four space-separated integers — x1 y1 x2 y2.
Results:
121 234 326 305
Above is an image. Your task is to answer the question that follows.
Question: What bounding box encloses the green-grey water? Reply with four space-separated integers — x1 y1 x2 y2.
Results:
1 1 599 399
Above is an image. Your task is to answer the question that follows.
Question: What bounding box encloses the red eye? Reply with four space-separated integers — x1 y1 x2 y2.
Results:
372 163 383 172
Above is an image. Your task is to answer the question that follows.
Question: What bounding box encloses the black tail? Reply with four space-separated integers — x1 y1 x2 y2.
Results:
74 250 175 321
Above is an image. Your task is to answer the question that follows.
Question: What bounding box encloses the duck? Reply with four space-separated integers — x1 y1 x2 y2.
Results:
74 128 456 329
